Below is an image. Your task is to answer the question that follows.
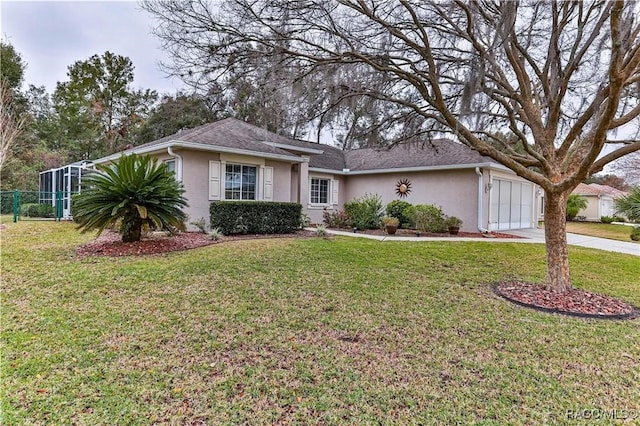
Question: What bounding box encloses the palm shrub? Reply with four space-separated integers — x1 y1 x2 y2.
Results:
566 194 587 221
73 154 188 242
615 186 640 223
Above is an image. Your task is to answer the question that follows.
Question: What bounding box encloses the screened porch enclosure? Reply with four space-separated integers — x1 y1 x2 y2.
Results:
39 162 90 219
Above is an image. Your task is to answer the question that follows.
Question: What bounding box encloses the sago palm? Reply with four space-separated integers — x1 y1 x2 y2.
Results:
615 186 640 223
74 154 188 242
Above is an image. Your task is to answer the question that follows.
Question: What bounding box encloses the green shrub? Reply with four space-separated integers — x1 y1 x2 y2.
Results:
566 194 587 221
20 203 54 218
612 215 626 223
615 186 640 223
600 216 614 224
409 204 447 233
210 201 302 235
0 192 13 214
385 200 413 228
631 226 640 241
344 193 383 229
322 209 350 228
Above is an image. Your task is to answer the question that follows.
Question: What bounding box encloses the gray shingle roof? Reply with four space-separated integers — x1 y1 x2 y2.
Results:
122 118 492 172
132 118 301 158
344 139 492 171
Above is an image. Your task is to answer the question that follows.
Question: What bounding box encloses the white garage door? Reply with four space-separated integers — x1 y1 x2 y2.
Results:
490 179 533 230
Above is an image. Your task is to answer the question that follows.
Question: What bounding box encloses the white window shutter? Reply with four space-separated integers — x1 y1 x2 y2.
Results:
263 166 273 201
209 161 221 200
331 179 339 205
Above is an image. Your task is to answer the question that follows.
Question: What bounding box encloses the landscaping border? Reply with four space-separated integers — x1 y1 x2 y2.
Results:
492 283 639 320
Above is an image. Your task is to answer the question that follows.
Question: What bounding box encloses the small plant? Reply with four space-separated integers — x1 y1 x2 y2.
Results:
300 213 311 228
575 215 587 222
190 217 208 233
445 216 463 228
322 209 350 228
600 215 614 224
382 216 400 227
612 215 626 223
631 226 640 242
314 224 329 237
208 227 223 241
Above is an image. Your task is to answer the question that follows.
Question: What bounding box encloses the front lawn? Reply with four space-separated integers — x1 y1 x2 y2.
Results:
566 221 639 243
1 221 639 424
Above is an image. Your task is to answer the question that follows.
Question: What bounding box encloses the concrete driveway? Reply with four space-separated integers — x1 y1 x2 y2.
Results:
507 229 640 256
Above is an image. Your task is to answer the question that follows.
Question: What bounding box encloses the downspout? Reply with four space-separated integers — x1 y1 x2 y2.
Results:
167 146 183 182
475 167 490 233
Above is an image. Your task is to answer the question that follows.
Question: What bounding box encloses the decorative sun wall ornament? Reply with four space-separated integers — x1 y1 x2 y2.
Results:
395 178 412 198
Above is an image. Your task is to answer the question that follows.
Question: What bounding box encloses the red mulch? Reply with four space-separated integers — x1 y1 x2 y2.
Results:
495 281 637 319
331 227 521 239
76 230 316 257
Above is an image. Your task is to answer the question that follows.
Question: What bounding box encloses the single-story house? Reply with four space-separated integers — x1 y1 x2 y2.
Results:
571 183 626 221
51 118 542 232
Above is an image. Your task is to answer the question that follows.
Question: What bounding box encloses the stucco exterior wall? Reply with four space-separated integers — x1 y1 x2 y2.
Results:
265 160 292 202
179 150 221 226
344 169 479 231
579 196 601 220
306 172 347 224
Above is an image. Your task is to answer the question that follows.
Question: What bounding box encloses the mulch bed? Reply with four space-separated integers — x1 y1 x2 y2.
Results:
494 281 638 320
76 230 316 257
330 227 521 239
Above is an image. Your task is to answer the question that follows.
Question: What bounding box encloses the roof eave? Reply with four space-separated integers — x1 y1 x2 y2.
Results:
310 162 505 175
92 140 307 164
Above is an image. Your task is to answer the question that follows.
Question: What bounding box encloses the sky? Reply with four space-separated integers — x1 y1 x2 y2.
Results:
1 0 185 95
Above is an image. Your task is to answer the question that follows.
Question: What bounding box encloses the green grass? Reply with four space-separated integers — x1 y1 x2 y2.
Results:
1 221 639 425
566 221 639 243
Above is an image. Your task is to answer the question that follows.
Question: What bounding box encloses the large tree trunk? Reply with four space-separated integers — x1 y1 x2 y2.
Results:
543 191 572 292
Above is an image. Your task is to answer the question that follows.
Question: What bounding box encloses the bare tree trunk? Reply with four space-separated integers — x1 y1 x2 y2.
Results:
544 191 572 292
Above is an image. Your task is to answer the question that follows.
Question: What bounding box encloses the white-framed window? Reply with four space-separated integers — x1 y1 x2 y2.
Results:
225 163 257 200
310 177 330 204
164 159 176 174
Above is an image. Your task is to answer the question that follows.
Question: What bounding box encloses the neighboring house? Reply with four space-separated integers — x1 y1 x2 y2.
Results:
46 118 541 231
572 183 626 221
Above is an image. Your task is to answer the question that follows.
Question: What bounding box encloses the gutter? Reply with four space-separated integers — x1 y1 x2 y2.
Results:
309 162 505 176
475 167 490 233
167 146 183 181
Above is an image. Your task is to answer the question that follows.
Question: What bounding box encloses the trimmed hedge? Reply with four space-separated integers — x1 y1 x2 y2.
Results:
210 201 302 234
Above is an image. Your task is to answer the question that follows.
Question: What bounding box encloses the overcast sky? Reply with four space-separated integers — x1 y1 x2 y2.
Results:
1 0 185 95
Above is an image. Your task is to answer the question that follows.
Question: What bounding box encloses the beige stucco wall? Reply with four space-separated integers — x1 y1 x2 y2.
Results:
179 149 221 226
343 169 479 231
265 160 292 202
305 172 347 224
579 195 600 221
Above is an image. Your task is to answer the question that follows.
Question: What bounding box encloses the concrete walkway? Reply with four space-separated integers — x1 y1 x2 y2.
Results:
308 227 640 256
508 228 640 256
